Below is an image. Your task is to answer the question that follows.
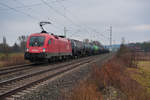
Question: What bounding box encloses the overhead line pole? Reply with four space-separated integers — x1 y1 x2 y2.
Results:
110 26 112 51
64 27 67 38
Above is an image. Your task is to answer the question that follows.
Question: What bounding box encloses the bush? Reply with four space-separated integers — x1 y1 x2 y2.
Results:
64 79 103 100
0 53 28 67
91 58 150 100
117 44 137 68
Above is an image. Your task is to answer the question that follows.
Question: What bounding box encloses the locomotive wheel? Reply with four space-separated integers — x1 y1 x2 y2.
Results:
48 59 52 63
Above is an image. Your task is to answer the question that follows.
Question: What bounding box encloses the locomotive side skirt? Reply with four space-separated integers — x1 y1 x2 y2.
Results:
25 52 72 60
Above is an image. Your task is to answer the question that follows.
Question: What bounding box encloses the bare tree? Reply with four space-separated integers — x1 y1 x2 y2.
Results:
18 35 28 52
12 43 20 53
83 39 89 43
91 40 102 46
2 36 9 58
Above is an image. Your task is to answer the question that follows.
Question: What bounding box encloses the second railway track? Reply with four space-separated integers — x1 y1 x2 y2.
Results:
0 56 96 99
0 64 35 76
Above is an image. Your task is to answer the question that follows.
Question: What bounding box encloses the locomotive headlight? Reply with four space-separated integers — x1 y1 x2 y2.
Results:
26 48 29 52
43 48 46 52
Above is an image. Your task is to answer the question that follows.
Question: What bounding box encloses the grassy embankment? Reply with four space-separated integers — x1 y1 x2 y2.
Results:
0 53 28 67
65 45 150 100
127 61 150 95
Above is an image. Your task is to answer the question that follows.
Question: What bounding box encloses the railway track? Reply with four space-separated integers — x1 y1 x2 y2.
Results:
0 64 35 76
0 56 95 99
0 59 78 80
0 58 89 82
0 57 86 77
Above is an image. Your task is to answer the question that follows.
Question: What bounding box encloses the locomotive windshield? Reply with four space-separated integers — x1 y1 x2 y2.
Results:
29 36 45 47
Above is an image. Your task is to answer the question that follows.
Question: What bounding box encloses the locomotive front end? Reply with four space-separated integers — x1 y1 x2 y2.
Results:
24 34 48 62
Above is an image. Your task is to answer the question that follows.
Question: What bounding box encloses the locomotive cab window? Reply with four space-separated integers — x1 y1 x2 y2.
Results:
48 39 51 45
29 36 45 47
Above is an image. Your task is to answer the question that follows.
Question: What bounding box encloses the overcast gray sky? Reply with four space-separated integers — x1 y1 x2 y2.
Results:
0 0 150 45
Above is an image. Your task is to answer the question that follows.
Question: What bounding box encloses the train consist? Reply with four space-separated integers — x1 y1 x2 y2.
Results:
24 22 109 62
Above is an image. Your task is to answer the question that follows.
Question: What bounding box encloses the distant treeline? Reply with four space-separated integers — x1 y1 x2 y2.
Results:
0 35 28 53
129 41 150 52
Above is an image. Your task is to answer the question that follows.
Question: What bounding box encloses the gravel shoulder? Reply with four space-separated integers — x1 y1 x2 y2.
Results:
14 54 112 100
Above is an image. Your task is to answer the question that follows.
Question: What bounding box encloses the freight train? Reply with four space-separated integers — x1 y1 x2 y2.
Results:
24 22 109 62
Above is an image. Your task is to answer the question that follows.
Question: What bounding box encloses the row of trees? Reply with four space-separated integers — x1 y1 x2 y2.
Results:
0 36 104 54
129 41 150 52
0 35 28 54
83 39 103 47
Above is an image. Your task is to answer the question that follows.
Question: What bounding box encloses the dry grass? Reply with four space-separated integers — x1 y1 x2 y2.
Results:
67 56 150 100
127 61 150 95
138 61 150 71
65 81 103 100
0 61 4 67
136 52 150 61
96 57 149 100
0 53 28 67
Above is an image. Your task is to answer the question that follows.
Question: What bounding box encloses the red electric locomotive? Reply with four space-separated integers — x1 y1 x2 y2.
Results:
24 22 72 62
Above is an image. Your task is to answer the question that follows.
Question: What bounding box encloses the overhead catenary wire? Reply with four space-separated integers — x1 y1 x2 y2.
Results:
0 3 42 11
0 0 66 26
66 10 110 40
13 0 67 34
47 0 66 4
0 2 40 20
40 0 91 34
13 0 26 6
52 1 110 41
23 1 65 33
0 0 110 45
5 0 106 41
93 30 110 40
0 2 63 35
